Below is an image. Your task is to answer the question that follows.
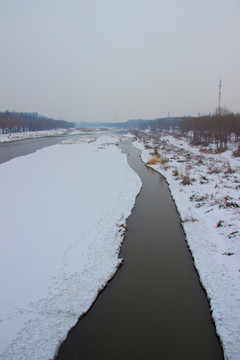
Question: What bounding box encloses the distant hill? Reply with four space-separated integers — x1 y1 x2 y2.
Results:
75 119 146 129
75 117 181 130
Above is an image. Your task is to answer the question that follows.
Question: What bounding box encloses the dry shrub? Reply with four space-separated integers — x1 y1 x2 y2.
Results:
218 196 240 209
197 194 209 202
144 144 152 150
196 156 204 165
200 175 209 184
182 216 198 223
118 223 128 231
233 145 240 157
152 135 160 144
153 146 160 157
159 155 169 165
214 147 226 154
200 147 213 154
225 202 239 208
208 165 222 174
217 220 223 227
190 139 204 146
147 156 159 165
228 231 238 238
224 162 235 174
190 193 209 207
172 167 179 177
180 174 192 185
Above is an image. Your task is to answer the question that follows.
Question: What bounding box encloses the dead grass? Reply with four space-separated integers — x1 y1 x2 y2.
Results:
200 147 213 154
180 174 192 185
224 162 235 174
172 167 179 177
200 175 209 184
144 144 152 150
146 156 159 165
233 145 240 157
119 223 128 231
147 153 169 166
152 146 160 157
190 193 209 207
182 216 198 223
217 220 224 227
214 147 227 154
223 251 234 256
159 155 169 165
208 165 222 174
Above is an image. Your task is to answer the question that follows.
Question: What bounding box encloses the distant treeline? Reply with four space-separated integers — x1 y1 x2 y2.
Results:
138 117 181 131
0 111 75 134
180 109 240 148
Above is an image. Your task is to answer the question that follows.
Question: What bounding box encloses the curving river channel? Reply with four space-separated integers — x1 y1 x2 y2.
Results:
55 139 223 360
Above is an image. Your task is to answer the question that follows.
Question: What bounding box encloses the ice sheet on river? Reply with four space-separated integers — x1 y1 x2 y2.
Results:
0 135 141 360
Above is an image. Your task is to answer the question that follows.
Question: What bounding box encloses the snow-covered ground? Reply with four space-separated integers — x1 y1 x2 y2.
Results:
0 134 141 360
0 128 119 143
0 129 72 143
134 133 240 360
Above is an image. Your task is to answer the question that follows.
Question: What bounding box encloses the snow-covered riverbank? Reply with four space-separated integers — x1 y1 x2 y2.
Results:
0 129 72 142
134 133 240 360
0 134 141 360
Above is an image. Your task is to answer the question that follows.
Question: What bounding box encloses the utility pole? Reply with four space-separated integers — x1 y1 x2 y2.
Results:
218 79 222 111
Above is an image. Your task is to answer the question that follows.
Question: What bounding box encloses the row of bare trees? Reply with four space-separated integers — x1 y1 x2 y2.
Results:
180 109 240 148
0 111 75 134
138 117 181 131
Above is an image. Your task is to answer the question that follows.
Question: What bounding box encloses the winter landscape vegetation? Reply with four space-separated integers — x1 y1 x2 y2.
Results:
0 108 239 359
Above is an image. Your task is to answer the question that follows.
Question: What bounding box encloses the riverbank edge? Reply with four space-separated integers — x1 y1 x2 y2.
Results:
0 135 142 360
53 138 143 359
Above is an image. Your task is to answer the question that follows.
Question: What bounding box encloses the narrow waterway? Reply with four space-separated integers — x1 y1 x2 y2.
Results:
55 139 223 360
0 136 67 164
0 131 127 164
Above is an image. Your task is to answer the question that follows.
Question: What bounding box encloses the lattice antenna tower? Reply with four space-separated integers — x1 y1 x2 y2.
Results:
218 79 222 111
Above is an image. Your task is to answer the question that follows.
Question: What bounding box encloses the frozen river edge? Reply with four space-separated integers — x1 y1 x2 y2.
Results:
0 133 142 360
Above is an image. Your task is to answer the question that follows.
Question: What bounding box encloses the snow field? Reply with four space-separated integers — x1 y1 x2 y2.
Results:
0 134 142 360
0 129 71 143
134 134 240 360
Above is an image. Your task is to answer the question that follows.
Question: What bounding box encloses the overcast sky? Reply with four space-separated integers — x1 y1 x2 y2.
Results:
1 0 239 123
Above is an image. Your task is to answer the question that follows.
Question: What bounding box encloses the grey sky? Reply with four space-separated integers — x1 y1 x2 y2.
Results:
1 0 239 123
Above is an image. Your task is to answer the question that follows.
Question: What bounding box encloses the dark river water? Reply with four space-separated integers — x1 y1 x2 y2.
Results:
0 136 66 164
55 139 223 360
0 135 223 359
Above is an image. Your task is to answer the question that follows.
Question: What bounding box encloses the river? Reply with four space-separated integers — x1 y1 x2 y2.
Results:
54 138 223 360
0 135 223 359
0 136 66 164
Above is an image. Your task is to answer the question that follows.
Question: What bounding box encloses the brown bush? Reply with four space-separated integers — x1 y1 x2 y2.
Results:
182 216 198 223
224 162 235 174
217 220 223 227
200 147 213 154
180 174 192 185
233 145 240 157
146 156 159 165
159 155 169 165
172 167 179 176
